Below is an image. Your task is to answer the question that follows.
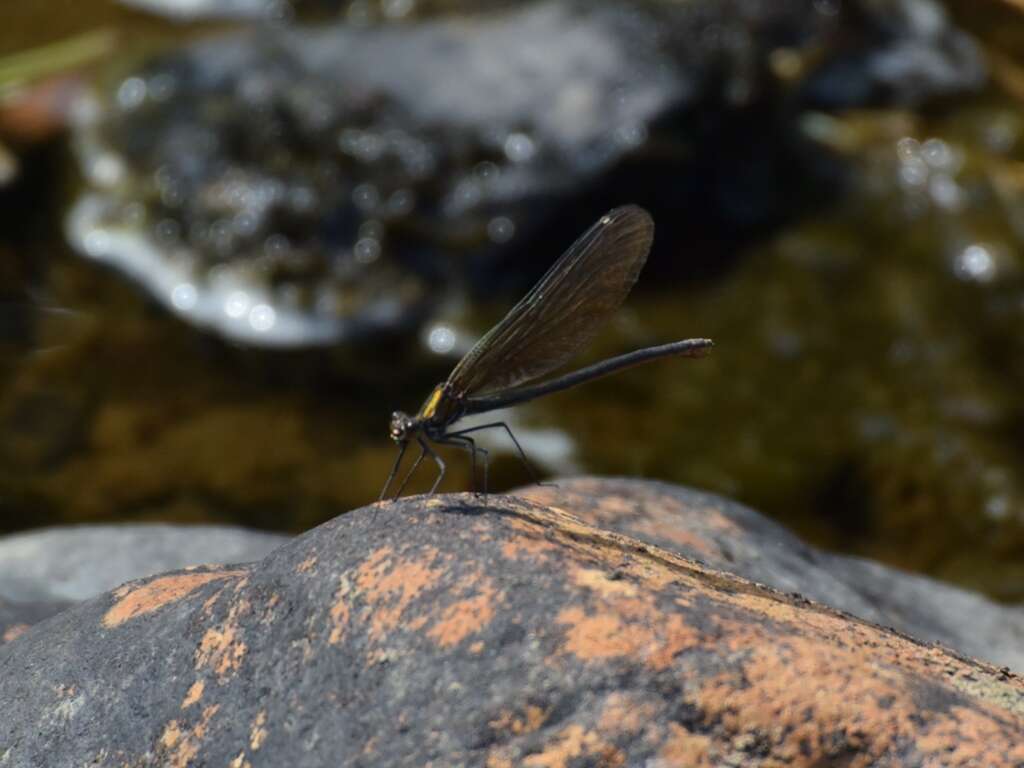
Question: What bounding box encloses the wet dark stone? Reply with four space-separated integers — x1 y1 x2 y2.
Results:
1 480 1022 766
71 0 983 346
118 0 507 21
72 1 694 345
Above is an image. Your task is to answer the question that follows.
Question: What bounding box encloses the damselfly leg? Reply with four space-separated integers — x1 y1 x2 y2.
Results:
392 440 426 499
422 438 447 495
378 441 409 501
447 421 543 486
439 434 490 497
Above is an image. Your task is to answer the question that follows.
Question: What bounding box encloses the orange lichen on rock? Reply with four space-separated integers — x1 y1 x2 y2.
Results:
159 704 219 768
485 751 515 768
181 680 204 709
328 574 353 645
695 632 908 765
103 570 246 628
557 605 697 670
196 624 247 679
572 567 639 598
522 724 625 768
202 588 225 616
657 723 714 767
556 563 700 670
347 543 504 649
250 709 268 750
354 545 444 642
500 534 559 562
596 692 659 736
915 704 1024 763
331 573 360 647
195 599 249 681
2 623 30 643
426 574 499 648
160 721 184 751
557 606 656 661
489 705 548 736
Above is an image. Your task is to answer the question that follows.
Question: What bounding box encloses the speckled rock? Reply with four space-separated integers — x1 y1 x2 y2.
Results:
521 478 1024 672
2 487 1022 766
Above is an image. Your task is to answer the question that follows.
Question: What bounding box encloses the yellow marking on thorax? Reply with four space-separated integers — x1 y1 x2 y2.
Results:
419 385 445 420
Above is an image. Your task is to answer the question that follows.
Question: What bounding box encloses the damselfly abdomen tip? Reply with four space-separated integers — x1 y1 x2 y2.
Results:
379 205 713 501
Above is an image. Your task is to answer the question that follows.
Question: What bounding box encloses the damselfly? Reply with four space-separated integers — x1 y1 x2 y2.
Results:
380 205 713 500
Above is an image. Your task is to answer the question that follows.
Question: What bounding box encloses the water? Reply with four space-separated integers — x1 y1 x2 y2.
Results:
4 0 1024 600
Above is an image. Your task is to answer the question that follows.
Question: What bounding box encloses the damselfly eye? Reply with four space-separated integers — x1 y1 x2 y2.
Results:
389 411 411 442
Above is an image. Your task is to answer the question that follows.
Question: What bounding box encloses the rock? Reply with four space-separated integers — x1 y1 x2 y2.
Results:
0 523 288 647
802 0 985 107
0 523 289 603
119 0 286 19
116 0 508 21
521 478 1024 672
68 0 983 347
0 597 71 646
68 1 689 346
2 484 1022 766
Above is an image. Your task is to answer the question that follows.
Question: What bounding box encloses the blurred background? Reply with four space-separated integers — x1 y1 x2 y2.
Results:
2 0 1024 599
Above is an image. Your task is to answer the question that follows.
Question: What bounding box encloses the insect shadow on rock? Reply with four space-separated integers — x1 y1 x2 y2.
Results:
379 205 714 501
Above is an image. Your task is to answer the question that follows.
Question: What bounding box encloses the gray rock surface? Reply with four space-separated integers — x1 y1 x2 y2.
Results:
0 523 288 603
1 484 1022 767
0 597 71 644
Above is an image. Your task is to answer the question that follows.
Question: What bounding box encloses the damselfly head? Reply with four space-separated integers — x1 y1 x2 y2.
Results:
389 411 415 442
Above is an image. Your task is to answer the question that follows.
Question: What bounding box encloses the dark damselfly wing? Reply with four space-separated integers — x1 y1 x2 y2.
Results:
445 205 654 398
